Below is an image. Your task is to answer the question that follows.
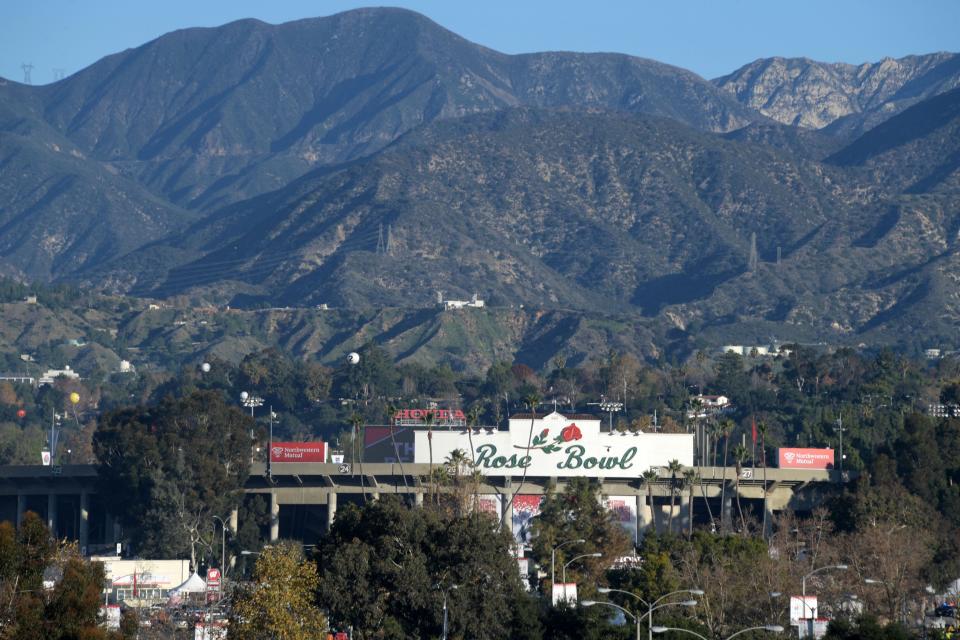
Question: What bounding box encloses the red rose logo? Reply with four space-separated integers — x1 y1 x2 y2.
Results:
561 424 582 442
540 429 549 438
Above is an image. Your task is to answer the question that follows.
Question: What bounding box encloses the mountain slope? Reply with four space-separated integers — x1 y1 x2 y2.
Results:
827 86 960 194
79 100 960 345
82 108 850 309
0 82 197 281
714 53 960 134
29 8 758 214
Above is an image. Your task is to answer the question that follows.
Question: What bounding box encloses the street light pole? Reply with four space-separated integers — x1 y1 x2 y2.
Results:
651 624 784 639
582 600 641 640
561 553 602 603
802 564 848 637
599 587 703 640
437 583 458 640
212 515 228 591
551 538 585 595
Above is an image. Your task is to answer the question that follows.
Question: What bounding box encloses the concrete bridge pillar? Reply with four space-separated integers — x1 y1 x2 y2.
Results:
326 492 337 531
637 493 653 535
269 491 280 542
680 493 691 534
721 485 733 532
228 507 239 569
47 494 56 536
16 494 25 528
79 491 89 554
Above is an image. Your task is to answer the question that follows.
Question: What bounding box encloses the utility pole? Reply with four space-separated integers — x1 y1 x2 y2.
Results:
837 412 843 473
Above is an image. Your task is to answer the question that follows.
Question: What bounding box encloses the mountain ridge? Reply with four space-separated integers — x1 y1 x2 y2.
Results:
714 52 960 134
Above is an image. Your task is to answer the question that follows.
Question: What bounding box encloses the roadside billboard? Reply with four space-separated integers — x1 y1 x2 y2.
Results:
415 411 693 477
778 448 834 470
512 495 543 546
270 442 327 463
477 494 503 518
604 495 638 544
790 595 818 623
364 427 414 463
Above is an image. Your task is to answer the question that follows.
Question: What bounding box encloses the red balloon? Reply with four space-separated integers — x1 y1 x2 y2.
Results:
16 409 26 419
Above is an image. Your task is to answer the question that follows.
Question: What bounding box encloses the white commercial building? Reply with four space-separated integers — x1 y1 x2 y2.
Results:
93 557 192 604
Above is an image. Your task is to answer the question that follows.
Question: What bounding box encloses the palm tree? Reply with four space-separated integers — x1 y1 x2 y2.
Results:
718 419 734 532
466 406 483 511
642 469 660 534
758 421 769 537
732 443 749 533
423 411 436 504
709 420 723 467
666 459 683 533
350 413 366 502
384 403 409 493
446 448 469 477
504 392 540 529
682 468 698 540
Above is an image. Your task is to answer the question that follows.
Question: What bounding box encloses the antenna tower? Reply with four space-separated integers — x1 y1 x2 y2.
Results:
376 224 385 254
21 63 33 84
748 232 758 272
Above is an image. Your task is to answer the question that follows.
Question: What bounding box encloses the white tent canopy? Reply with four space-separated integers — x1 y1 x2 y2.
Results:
169 572 208 595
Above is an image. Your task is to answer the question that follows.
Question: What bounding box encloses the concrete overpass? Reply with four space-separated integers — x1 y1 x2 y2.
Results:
0 463 852 552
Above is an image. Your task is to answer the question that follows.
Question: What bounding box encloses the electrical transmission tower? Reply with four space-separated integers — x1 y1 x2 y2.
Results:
386 224 392 256
748 232 758 273
52 68 66 81
376 224 385 254
21 63 33 85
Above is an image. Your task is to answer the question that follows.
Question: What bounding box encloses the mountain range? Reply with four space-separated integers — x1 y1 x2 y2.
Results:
1 7 959 363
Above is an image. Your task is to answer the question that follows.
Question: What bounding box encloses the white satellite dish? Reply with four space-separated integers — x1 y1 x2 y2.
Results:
200 362 211 373
346 352 360 365
240 391 249 401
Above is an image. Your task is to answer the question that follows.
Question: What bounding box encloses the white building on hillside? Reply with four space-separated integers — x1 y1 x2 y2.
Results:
38 366 81 386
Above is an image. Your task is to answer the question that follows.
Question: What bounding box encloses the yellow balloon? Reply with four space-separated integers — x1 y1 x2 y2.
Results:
69 392 80 405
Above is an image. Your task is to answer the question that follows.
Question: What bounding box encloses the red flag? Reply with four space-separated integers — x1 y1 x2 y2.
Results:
751 416 757 446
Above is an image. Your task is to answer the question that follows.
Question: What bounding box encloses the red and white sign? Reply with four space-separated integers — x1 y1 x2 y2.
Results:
206 568 221 588
393 408 466 426
790 595 818 623
270 441 327 463
552 583 578 606
779 448 834 470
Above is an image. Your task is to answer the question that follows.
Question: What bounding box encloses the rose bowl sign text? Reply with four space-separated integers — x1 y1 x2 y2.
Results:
270 442 327 463
415 411 693 477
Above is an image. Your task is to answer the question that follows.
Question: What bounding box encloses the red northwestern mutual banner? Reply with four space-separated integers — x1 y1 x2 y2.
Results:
270 442 327 463
778 448 834 469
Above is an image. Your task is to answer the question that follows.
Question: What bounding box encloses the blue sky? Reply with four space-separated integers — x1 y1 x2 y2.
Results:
2 1 959 85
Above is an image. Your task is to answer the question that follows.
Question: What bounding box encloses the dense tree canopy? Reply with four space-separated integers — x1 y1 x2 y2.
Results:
230 542 327 640
315 497 540 640
93 390 251 564
0 513 123 640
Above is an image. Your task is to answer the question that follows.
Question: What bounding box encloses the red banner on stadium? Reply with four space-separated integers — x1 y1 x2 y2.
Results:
270 442 327 463
778 448 834 469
